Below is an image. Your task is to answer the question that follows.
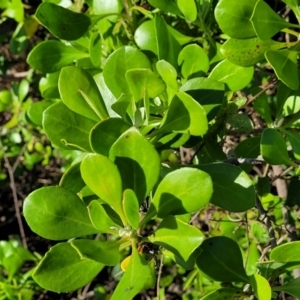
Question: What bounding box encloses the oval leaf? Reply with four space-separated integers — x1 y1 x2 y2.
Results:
270 241 300 262
250 274 272 300
23 186 98 240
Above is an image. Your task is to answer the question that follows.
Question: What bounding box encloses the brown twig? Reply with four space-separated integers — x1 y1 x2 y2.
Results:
156 253 164 300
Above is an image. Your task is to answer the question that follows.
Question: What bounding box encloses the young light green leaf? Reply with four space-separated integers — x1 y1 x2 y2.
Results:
250 274 272 300
88 200 122 233
270 241 300 262
215 0 257 39
59 66 109 121
156 60 178 91
27 40 88 73
272 276 300 299
250 0 295 40
122 189 140 229
208 59 254 91
149 168 213 219
155 92 208 136
197 163 255 212
89 32 102 67
81 154 124 220
177 0 197 21
35 2 91 40
221 38 286 67
109 127 161 205
196 236 249 282
178 44 209 78
261 128 295 166
111 246 155 299
282 94 300 116
33 243 103 293
265 49 299 90
103 46 151 98
125 68 166 101
43 102 96 151
148 216 204 261
90 118 131 156
23 186 98 240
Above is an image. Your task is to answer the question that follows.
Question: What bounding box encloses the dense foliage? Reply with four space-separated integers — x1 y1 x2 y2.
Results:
2 0 300 299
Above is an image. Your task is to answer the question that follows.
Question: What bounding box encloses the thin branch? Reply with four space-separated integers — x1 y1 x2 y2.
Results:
156 253 164 300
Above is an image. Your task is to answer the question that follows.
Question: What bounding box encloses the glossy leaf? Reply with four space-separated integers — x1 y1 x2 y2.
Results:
155 92 208 136
156 60 178 91
221 38 286 67
59 161 85 193
285 131 300 160
27 99 55 126
80 154 124 219
270 241 300 262
197 163 255 212
149 167 213 219
196 236 249 282
261 128 294 166
88 200 122 233
180 77 225 121
208 60 254 91
215 0 257 39
109 127 161 205
125 68 166 101
177 0 197 21
147 0 182 16
178 44 209 78
89 32 102 67
59 66 109 121
148 216 204 261
201 288 246 300
39 71 60 98
27 40 88 73
265 49 299 90
90 118 131 156
282 94 300 116
122 189 140 229
35 3 91 40
33 243 103 293
134 20 158 54
103 46 151 98
23 186 98 240
43 102 96 151
250 274 272 300
250 0 292 40
111 246 155 299
272 276 300 299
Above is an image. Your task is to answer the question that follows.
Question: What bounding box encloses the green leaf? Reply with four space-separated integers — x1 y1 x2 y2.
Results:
265 49 299 90
39 71 60 98
109 127 161 205
156 60 178 91
103 46 151 98
227 112 253 133
23 186 98 240
81 154 124 219
125 69 166 101
122 189 140 229
261 128 294 166
180 77 225 121
200 288 245 300
250 0 293 40
71 239 120 266
90 118 131 156
149 167 213 219
35 2 91 40
208 60 254 91
177 0 197 21
27 99 55 126
43 102 95 151
59 161 86 193
178 44 209 78
282 94 300 116
252 87 273 125
147 0 182 16
215 0 257 39
155 92 208 136
88 200 122 233
272 276 300 299
284 131 300 160
250 274 272 300
221 38 286 67
33 242 103 293
111 246 155 300
27 40 88 73
59 66 109 121
89 32 102 67
196 236 249 282
270 241 300 262
148 216 204 261
196 163 255 212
